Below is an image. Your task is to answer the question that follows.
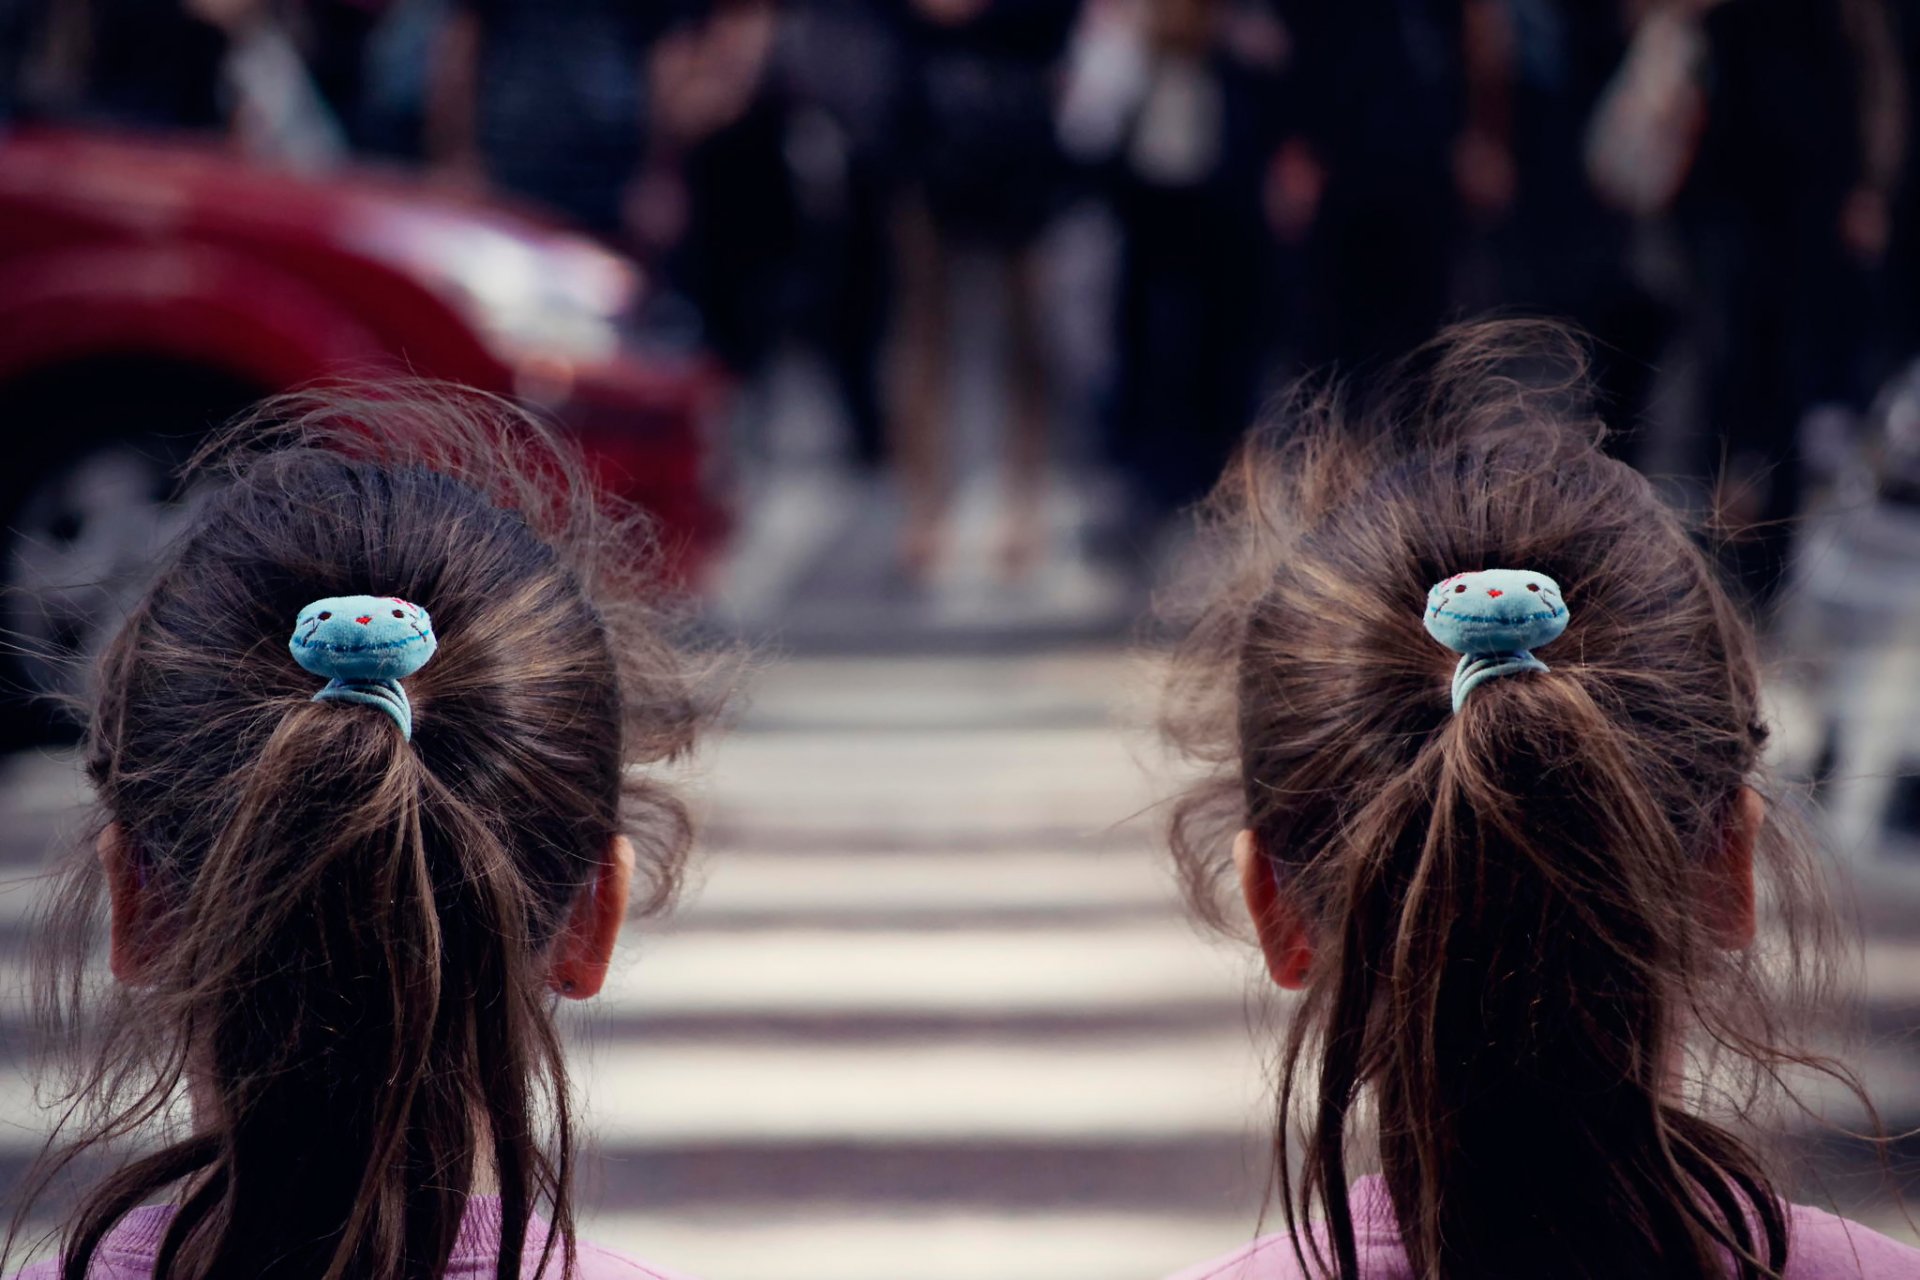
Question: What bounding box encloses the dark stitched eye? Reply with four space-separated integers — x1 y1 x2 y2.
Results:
392 609 405 618
1454 583 1467 593
1527 583 1541 592
318 611 332 620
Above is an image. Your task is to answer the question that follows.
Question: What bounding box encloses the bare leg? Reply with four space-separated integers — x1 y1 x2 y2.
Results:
999 244 1051 578
889 195 952 579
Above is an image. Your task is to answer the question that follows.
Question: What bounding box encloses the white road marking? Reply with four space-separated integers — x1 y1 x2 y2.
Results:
575 1209 1262 1280
570 1035 1267 1144
601 924 1253 1017
677 848 1184 919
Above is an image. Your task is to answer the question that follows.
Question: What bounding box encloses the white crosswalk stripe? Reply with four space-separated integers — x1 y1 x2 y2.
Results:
601 924 1248 1017
580 1210 1259 1280
571 1035 1267 1144
671 848 1181 919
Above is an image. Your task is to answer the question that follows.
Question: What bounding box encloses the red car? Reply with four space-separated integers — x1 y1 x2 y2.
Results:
0 127 728 733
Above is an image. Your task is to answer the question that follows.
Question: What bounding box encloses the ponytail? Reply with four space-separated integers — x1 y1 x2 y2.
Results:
61 702 573 1280
1288 676 1785 1279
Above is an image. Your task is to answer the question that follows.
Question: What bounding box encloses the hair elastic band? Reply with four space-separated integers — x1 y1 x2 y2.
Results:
289 595 438 739
1422 569 1569 712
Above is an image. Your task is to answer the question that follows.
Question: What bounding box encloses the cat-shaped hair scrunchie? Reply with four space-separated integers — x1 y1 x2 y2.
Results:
290 595 438 739
1423 569 1568 713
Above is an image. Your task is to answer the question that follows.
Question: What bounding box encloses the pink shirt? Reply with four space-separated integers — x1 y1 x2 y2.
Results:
1167 1176 1920 1280
9 1198 697 1280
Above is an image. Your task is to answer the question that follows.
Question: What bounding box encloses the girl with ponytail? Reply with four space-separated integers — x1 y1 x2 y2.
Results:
1157 322 1917 1280
5 388 718 1280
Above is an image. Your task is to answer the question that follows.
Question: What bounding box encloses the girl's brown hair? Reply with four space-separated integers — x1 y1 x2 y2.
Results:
1160 322 1863 1279
7 387 717 1280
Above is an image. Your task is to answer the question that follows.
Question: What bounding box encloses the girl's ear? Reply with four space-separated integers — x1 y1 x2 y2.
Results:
98 822 153 982
1708 787 1764 950
1234 829 1314 989
549 835 635 1000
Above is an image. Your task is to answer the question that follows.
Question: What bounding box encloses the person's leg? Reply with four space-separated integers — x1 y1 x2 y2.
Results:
832 165 892 471
1108 221 1152 486
999 241 1054 576
889 192 953 577
1116 224 1203 517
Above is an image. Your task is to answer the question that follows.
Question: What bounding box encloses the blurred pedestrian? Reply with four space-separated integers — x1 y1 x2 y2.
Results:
298 0 450 158
1274 0 1515 371
641 0 909 475
1491 0 1670 438
781 0 907 471
4 0 347 165
1886 0 1920 356
646 0 801 378
299 0 384 142
890 0 1081 579
1067 0 1289 527
6 0 231 130
1675 0 1904 608
427 0 671 235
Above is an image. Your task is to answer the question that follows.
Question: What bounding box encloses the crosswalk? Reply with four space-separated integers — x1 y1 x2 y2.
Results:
561 650 1272 1278
2 648 1917 1279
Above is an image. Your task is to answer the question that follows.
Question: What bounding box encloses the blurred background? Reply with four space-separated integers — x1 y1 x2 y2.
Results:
1 0 1920 1277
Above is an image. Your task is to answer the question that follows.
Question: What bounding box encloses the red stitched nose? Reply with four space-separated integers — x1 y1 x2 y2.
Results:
1486 589 1504 598
355 615 372 624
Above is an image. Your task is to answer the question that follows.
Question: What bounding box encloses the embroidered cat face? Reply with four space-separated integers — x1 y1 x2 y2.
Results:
290 595 437 682
1423 569 1568 655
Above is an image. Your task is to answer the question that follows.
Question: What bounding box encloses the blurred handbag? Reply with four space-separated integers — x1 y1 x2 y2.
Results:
1584 5 1706 216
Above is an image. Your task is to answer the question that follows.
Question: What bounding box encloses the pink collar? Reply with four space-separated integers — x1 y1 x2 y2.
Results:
95 1196 543 1267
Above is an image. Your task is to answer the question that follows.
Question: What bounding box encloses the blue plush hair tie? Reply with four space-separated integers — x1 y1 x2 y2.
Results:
289 595 438 739
1423 569 1569 712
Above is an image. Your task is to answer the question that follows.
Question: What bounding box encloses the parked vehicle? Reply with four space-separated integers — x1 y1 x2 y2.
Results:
0 127 728 740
